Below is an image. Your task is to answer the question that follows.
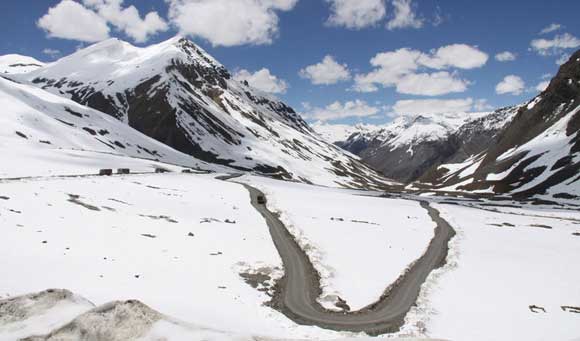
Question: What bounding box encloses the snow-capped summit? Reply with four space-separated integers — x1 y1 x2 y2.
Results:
18 37 387 188
334 109 517 182
0 54 44 74
0 76 212 178
312 121 381 145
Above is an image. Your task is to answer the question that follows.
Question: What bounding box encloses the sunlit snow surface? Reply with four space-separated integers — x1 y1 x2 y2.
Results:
422 203 580 341
242 176 435 311
1 58 578 340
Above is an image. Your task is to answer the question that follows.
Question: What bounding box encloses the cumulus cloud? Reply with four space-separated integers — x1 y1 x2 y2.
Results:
392 98 477 115
535 80 550 92
386 0 423 30
495 51 517 62
419 44 489 69
353 44 487 96
530 33 580 56
496 75 525 95
37 0 110 42
395 72 468 96
37 0 167 43
473 99 494 111
167 0 298 47
303 100 380 121
234 68 288 94
83 0 168 43
299 55 351 85
540 23 562 35
556 53 571 65
325 0 386 29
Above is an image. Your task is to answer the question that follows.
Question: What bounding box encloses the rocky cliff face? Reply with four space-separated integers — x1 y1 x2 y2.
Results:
336 110 517 183
422 50 580 199
17 37 389 188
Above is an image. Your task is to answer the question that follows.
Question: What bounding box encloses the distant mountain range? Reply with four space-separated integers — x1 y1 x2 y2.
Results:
316 51 580 199
318 108 518 183
1 38 578 198
421 50 580 199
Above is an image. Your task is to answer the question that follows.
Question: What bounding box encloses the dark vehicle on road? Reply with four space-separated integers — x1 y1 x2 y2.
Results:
99 169 113 176
257 195 266 204
117 168 130 174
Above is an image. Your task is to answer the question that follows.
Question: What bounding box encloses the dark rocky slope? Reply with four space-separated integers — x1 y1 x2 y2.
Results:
421 50 580 198
337 109 516 183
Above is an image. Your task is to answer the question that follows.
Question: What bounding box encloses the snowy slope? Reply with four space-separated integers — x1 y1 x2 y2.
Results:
0 54 44 75
421 203 580 341
312 121 381 145
424 51 580 199
0 173 344 339
17 37 389 188
242 176 435 311
0 76 217 178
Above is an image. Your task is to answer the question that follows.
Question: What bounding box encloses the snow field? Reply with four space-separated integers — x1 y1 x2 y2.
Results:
0 173 340 339
243 176 436 311
422 203 580 341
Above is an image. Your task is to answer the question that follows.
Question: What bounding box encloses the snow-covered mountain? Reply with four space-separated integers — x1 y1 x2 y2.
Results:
13 37 388 188
421 50 580 199
0 76 213 178
311 121 380 145
0 54 44 74
336 109 517 182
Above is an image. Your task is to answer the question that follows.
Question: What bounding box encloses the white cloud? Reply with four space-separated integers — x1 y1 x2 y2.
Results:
530 33 580 56
556 53 571 65
395 72 468 96
535 80 550 92
42 48 61 58
496 75 525 95
38 0 167 43
392 98 476 115
234 68 288 94
540 23 562 35
299 55 351 85
167 0 298 47
419 44 489 69
495 51 517 62
37 0 110 42
386 0 423 30
325 0 386 29
353 44 487 95
474 99 494 111
83 0 168 43
303 100 380 121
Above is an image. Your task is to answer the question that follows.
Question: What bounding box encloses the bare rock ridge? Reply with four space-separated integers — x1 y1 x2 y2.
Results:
17 37 388 188
421 50 580 198
329 50 580 198
337 108 518 183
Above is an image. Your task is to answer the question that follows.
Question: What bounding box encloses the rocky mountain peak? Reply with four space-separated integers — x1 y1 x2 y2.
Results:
15 37 388 188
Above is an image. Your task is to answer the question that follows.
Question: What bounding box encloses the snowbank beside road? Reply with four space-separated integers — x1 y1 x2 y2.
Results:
244 176 436 311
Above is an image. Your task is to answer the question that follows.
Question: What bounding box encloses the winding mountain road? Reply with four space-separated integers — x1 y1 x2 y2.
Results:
218 174 456 335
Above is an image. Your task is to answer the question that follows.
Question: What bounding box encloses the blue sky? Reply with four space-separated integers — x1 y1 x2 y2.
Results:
1 0 579 125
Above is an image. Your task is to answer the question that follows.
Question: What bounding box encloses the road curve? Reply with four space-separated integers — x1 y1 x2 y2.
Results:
219 175 456 335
